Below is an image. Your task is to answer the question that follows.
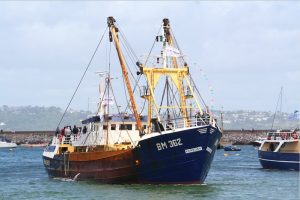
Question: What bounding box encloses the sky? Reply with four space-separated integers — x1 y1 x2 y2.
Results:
0 1 299 113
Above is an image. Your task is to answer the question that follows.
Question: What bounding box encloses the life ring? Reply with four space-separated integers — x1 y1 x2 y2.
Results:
59 135 63 143
293 132 298 139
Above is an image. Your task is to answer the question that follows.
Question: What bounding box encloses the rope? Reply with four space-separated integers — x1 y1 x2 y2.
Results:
190 75 208 108
116 22 139 62
170 28 185 66
56 27 108 128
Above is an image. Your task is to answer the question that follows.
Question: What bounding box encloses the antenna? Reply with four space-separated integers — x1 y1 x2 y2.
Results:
271 87 283 130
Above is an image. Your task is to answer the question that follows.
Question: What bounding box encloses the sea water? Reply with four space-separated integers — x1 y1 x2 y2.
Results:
0 146 299 200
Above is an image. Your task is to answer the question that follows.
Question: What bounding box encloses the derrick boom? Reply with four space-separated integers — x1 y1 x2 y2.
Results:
107 16 143 135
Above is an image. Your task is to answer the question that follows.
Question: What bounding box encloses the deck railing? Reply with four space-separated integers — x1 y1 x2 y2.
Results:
51 133 82 145
160 115 214 131
267 131 299 141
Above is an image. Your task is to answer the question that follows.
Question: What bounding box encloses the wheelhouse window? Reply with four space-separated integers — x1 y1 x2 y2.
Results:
111 124 116 130
127 124 132 130
120 124 132 130
103 125 108 130
135 124 147 130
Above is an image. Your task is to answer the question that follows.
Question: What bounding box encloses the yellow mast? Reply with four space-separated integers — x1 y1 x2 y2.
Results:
107 17 143 135
140 18 190 129
163 18 188 126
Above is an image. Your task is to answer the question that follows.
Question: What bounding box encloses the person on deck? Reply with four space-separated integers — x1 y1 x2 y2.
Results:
60 127 65 137
65 126 71 136
55 127 60 136
73 125 79 135
82 126 87 134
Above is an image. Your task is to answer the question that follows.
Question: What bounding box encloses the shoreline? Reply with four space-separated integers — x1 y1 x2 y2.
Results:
0 129 268 145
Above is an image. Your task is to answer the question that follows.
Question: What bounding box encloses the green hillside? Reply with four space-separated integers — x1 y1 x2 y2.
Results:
0 105 91 131
0 106 299 131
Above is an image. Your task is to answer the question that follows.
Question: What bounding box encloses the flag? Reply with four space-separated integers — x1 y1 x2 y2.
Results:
103 98 114 105
162 45 181 57
288 110 300 120
156 35 164 42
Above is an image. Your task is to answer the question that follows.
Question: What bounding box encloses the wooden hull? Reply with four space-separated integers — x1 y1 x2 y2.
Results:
43 149 137 183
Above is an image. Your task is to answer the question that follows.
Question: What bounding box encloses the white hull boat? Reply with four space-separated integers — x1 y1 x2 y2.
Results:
0 137 17 148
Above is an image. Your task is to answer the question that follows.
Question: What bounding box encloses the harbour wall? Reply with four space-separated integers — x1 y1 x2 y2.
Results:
0 129 267 145
0 131 53 145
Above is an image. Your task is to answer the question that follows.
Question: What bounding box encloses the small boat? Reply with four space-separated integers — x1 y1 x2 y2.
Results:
21 143 48 148
224 146 241 151
258 130 300 171
0 136 17 148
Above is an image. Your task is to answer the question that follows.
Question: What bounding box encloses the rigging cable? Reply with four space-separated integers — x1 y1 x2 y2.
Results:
56 27 108 128
108 80 134 144
81 81 109 146
145 25 162 66
116 22 139 62
190 75 208 109
170 28 185 66
116 26 145 115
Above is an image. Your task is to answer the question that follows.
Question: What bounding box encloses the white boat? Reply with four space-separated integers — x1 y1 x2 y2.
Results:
0 136 17 148
258 130 299 170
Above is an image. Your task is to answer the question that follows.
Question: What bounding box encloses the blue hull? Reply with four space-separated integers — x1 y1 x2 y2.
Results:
133 125 222 184
258 150 300 171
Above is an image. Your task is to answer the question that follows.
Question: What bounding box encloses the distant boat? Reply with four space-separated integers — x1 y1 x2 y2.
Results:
21 143 48 148
0 136 17 148
224 146 241 151
258 130 300 171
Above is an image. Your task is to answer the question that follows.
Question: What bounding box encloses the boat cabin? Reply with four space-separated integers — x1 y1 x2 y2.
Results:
259 130 300 153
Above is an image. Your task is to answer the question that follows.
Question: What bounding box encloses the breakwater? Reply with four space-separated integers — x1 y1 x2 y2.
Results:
0 129 267 145
0 131 53 145
220 130 266 145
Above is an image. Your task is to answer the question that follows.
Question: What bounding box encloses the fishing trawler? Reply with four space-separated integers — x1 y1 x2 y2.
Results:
43 17 222 184
42 17 148 182
258 130 300 170
42 72 147 182
107 17 223 184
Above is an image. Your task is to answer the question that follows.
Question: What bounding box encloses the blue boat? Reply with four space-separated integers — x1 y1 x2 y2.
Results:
258 130 300 171
133 124 221 184
130 18 222 184
224 146 241 151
